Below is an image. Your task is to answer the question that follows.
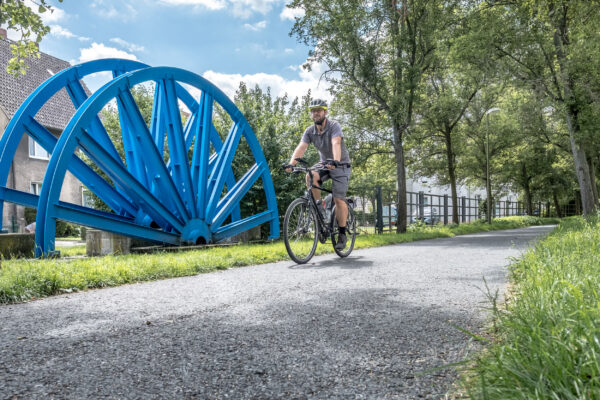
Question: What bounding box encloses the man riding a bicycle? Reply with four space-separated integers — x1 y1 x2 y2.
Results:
285 99 352 251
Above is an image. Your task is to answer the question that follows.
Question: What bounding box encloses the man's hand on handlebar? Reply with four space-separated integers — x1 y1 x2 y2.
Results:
282 163 294 173
325 159 339 170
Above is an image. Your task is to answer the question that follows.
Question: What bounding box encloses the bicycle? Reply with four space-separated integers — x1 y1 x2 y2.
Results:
283 158 356 264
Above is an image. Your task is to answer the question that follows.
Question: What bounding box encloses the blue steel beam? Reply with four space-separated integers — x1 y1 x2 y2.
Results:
0 59 148 231
22 117 138 218
192 92 213 219
54 202 179 245
117 88 190 222
162 78 196 218
213 210 274 242
205 121 243 222
65 79 124 166
211 162 265 230
0 186 39 208
150 80 167 155
78 130 184 232
116 95 149 190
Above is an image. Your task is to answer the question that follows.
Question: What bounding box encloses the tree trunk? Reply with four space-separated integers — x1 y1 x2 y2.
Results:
553 21 597 216
552 188 563 218
588 156 599 207
521 164 533 215
444 131 459 224
393 122 407 233
566 123 596 216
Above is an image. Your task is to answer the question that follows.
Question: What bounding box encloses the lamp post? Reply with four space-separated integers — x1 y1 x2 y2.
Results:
484 107 500 224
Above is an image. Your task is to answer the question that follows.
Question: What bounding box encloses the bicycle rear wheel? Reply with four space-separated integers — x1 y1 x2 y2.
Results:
284 198 319 264
331 201 356 257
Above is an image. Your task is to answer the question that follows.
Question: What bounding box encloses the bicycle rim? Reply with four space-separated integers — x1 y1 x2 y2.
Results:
331 202 356 257
284 198 319 264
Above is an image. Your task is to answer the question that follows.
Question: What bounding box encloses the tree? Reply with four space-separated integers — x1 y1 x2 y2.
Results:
289 0 460 232
0 0 63 75
459 87 513 220
469 1 600 215
411 47 482 224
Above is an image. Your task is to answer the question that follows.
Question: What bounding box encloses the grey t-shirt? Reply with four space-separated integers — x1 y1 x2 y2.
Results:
301 119 350 164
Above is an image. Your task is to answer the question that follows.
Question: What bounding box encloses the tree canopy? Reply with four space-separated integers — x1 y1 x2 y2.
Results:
0 0 63 75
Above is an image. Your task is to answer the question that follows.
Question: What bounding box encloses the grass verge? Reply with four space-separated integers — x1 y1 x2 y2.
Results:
0 216 557 304
458 216 600 399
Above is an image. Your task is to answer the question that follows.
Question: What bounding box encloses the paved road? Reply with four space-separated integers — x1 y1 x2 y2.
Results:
0 226 554 399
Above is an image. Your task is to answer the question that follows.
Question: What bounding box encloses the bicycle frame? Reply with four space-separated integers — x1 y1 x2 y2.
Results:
290 163 334 237
283 159 357 262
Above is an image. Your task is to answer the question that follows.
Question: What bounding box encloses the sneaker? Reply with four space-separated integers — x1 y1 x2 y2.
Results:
335 233 347 251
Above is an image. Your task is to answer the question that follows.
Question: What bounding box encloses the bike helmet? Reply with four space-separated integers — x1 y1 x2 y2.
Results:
308 98 328 111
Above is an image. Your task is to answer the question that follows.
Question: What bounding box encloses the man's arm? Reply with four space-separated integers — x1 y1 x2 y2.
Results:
329 136 342 169
289 142 309 165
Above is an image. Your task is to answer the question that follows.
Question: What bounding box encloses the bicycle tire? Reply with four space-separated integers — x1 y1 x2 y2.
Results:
284 198 319 264
331 200 356 257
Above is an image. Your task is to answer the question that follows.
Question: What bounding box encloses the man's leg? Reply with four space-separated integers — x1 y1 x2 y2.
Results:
331 168 350 250
306 170 322 201
334 197 348 227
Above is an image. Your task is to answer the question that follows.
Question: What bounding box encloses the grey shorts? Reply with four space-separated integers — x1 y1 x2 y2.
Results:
315 164 351 199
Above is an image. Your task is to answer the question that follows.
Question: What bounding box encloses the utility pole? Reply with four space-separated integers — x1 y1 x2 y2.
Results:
485 108 500 224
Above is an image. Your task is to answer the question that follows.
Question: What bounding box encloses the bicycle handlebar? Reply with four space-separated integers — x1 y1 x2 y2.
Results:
284 158 351 174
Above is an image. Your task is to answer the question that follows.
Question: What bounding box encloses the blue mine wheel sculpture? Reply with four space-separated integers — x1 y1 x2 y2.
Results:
0 59 279 257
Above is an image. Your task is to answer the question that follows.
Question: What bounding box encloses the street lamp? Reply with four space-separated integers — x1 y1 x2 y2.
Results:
484 107 500 224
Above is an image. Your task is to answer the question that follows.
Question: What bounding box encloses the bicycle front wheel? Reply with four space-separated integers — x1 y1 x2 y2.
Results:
331 201 356 257
284 198 319 264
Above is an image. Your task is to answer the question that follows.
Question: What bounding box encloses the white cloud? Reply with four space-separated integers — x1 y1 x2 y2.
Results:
202 60 331 102
49 25 76 39
78 42 139 63
229 0 280 18
284 48 294 54
49 25 90 42
243 20 267 31
160 0 282 18
110 38 145 52
280 6 304 21
91 0 138 21
158 0 226 10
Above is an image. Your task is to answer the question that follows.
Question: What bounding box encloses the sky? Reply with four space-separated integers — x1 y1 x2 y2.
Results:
5 0 332 101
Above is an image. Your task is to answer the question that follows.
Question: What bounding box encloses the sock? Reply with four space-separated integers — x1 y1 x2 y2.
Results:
339 226 346 235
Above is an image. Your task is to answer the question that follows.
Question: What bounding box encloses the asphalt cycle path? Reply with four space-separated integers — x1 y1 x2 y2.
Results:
0 225 554 399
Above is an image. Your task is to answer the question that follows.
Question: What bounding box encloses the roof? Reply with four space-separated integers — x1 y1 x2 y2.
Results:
0 37 78 131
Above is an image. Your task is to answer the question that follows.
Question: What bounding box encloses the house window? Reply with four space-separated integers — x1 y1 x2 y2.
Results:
30 182 42 195
29 137 50 160
82 187 93 208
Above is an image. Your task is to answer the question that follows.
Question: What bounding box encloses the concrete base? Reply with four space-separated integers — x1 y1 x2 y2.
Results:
86 230 131 256
0 233 35 259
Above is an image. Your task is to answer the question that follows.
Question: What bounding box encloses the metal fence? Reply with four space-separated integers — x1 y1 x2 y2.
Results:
351 187 566 233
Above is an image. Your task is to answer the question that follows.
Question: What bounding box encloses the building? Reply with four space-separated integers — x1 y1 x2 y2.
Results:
0 29 86 232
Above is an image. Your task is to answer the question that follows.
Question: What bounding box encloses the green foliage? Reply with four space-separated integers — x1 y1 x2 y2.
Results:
0 216 554 304
24 207 36 224
0 0 63 75
213 83 313 237
288 0 461 231
461 216 600 398
55 220 79 237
